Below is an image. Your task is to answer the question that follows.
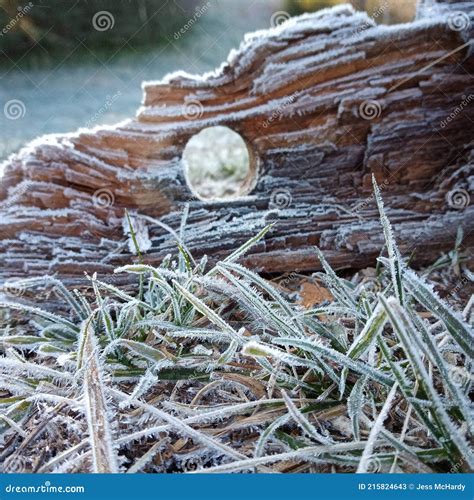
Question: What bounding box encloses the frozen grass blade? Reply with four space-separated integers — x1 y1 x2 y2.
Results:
81 322 119 473
255 414 290 457
409 311 472 428
272 338 393 386
357 382 398 473
88 276 153 312
380 296 473 469
208 224 274 275
314 248 358 313
347 302 387 359
172 280 241 343
373 175 404 305
127 438 169 474
103 339 171 363
0 302 79 334
195 442 369 473
281 390 332 445
3 276 87 321
404 270 474 358
216 266 301 338
109 387 249 462
91 274 114 342
219 262 298 323
347 376 366 441
0 357 73 383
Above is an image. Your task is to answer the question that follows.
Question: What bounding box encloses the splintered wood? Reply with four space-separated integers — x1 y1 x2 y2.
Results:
0 2 472 287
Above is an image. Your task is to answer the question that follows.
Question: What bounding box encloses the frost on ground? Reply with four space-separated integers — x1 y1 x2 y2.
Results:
0 182 472 474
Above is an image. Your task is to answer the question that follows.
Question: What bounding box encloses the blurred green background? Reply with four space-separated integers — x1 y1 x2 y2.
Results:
0 0 417 160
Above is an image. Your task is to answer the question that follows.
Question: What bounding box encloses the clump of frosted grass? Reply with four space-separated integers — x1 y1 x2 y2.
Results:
0 180 472 473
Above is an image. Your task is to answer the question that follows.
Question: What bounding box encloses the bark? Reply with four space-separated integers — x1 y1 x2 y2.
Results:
0 1 472 287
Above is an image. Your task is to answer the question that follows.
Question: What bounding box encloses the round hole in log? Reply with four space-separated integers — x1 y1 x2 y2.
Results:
183 126 257 200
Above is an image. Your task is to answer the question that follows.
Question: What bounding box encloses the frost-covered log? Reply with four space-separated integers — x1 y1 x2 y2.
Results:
0 1 473 286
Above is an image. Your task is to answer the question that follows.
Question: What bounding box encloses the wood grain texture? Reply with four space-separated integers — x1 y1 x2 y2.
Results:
0 1 472 287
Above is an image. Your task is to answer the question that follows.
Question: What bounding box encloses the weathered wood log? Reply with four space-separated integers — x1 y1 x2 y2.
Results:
0 1 473 287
